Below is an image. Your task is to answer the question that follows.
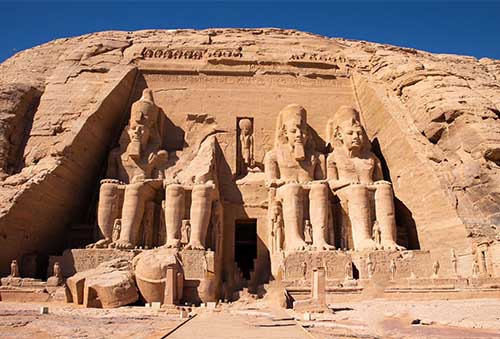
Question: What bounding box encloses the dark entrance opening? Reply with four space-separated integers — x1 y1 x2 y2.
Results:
352 263 360 280
234 219 257 280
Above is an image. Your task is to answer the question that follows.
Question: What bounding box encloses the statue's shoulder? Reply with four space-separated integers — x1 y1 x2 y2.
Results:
264 149 277 162
327 148 343 162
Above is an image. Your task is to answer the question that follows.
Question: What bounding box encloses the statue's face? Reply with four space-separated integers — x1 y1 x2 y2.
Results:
240 121 252 136
338 120 365 152
241 125 251 136
284 119 306 147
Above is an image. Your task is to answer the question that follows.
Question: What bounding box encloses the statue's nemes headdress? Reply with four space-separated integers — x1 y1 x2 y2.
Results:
326 106 365 148
275 104 308 147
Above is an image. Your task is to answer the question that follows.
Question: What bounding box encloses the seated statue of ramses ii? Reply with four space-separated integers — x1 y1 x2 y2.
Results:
326 106 404 251
264 104 335 251
88 89 168 249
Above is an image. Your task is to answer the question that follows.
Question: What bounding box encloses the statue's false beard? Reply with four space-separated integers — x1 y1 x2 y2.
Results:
294 141 305 161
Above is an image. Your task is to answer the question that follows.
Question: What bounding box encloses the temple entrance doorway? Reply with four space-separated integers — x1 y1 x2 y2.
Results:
234 219 257 280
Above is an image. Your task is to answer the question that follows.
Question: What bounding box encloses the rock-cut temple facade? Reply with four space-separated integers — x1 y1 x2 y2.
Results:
0 29 499 307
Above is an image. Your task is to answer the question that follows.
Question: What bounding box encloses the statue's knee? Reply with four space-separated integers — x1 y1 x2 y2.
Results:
311 182 328 192
192 184 213 200
99 183 120 202
166 184 184 198
310 182 328 200
375 182 393 197
101 182 118 193
349 183 367 194
124 183 144 199
281 182 302 196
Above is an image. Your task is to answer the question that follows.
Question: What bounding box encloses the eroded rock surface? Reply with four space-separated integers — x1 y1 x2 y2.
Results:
66 258 138 308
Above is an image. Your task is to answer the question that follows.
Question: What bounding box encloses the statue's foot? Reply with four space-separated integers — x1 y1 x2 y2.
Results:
356 239 379 251
288 240 308 251
86 239 110 249
114 240 134 249
163 239 180 249
185 241 205 250
381 241 405 251
311 242 336 251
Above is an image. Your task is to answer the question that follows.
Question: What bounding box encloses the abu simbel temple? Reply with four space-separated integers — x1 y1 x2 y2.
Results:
0 29 499 312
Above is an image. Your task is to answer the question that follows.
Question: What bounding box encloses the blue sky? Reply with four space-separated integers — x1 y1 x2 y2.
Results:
0 1 499 63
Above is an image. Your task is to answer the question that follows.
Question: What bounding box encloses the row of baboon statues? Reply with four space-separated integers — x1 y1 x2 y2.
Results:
88 89 404 252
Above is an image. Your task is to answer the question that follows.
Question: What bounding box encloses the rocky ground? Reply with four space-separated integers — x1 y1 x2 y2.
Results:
0 298 499 338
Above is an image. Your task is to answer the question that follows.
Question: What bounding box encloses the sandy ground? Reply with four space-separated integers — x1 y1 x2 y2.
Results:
0 299 499 339
298 299 500 339
0 302 183 339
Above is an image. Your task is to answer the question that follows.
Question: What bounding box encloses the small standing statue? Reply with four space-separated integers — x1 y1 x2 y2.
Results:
301 261 307 278
48 262 63 286
111 219 121 242
372 221 381 246
238 118 254 173
451 248 458 277
10 260 19 278
472 258 480 278
431 260 440 278
277 251 286 280
181 219 191 245
366 256 375 279
271 201 284 252
389 259 397 281
304 220 313 245
344 259 353 280
202 254 209 278
53 262 62 279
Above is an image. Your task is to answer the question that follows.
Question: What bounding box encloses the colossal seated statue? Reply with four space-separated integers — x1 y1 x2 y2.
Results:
88 89 168 249
265 104 334 251
326 106 404 251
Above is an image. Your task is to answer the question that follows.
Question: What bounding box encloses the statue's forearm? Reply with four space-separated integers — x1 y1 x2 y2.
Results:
328 179 350 191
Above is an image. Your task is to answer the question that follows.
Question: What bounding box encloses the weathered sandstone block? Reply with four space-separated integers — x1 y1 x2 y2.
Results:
66 258 138 308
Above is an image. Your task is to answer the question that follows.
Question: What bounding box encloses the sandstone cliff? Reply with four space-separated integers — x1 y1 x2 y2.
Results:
0 29 498 276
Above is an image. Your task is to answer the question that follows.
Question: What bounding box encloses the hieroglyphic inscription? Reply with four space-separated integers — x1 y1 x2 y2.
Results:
290 52 347 63
142 47 243 60
61 249 137 277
